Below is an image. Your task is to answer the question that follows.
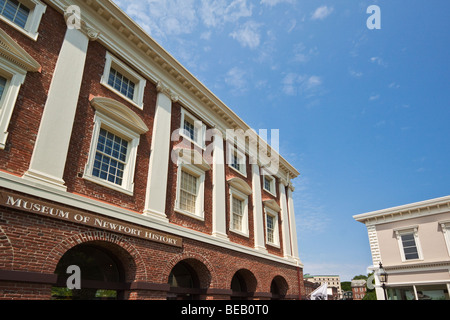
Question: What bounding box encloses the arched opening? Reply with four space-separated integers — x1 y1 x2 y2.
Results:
167 259 210 300
230 269 257 300
51 242 129 300
270 276 288 300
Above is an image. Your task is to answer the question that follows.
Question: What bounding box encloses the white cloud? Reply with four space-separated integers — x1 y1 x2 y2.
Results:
199 0 253 28
370 56 387 67
282 73 323 96
117 0 198 40
311 5 334 20
225 67 248 94
260 0 294 6
292 43 319 63
229 21 262 49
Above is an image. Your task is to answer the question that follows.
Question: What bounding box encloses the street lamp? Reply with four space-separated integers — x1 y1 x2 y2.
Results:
378 262 388 300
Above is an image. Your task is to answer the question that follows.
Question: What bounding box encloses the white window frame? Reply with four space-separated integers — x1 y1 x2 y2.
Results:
174 162 206 221
264 206 280 247
83 112 140 196
0 57 26 149
180 108 206 149
100 51 146 110
394 226 423 262
227 140 247 177
262 173 276 196
0 0 46 41
229 186 249 237
439 221 450 257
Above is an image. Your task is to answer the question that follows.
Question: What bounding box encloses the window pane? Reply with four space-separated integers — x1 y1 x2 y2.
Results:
0 0 30 28
232 197 243 231
401 233 419 260
93 128 128 186
180 170 197 213
266 215 274 243
108 67 135 100
0 76 7 101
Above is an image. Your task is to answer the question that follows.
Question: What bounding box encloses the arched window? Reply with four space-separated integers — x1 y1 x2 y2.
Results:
52 243 125 300
168 261 202 300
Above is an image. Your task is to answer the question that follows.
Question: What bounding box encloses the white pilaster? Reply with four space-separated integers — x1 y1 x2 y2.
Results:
287 185 301 263
211 129 228 239
279 181 292 259
23 28 90 190
143 82 177 222
252 164 267 252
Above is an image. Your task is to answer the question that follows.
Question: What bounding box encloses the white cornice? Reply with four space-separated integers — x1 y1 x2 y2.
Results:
44 0 300 180
353 195 450 225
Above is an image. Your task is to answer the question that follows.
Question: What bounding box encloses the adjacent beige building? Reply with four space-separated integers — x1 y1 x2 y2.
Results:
354 196 450 300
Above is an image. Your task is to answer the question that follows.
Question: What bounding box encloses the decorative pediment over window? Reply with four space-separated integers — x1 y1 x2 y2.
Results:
89 96 149 134
174 147 211 171
263 199 281 212
0 28 41 72
227 177 252 196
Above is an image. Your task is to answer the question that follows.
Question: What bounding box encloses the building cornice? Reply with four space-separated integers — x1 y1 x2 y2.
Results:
353 195 450 226
44 0 300 181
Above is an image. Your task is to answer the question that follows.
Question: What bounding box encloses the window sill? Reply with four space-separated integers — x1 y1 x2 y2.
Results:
0 17 39 41
82 174 134 197
100 82 143 110
174 207 205 221
228 164 247 178
229 228 249 238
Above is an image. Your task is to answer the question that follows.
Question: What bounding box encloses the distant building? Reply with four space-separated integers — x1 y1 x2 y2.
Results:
354 195 450 300
342 291 353 300
351 279 366 300
303 279 320 299
303 274 342 299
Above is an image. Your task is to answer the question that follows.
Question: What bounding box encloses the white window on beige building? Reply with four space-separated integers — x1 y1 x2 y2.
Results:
395 226 423 262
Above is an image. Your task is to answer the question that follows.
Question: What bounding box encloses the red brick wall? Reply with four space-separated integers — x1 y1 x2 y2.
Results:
165 103 214 234
0 198 302 300
0 6 66 175
62 40 154 213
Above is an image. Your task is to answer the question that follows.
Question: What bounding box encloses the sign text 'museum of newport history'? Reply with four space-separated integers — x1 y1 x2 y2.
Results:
0 190 182 248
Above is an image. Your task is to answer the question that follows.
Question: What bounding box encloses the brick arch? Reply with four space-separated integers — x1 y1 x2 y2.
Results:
40 231 148 282
269 275 289 297
162 251 217 289
0 225 13 270
229 268 258 293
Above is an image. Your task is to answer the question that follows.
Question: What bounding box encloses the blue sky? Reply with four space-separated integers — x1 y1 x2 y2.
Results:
113 0 450 281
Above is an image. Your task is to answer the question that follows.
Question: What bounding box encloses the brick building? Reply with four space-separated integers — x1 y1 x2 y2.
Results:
351 280 366 300
0 0 303 300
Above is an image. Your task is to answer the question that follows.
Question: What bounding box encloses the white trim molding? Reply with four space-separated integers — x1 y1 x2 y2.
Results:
0 0 47 41
0 27 41 149
83 96 148 196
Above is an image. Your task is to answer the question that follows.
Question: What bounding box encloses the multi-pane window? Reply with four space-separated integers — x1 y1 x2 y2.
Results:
108 67 135 100
183 118 197 142
0 0 30 29
401 233 419 260
266 214 275 243
232 197 244 231
231 154 240 172
264 176 271 192
101 52 146 109
179 170 198 214
0 75 7 101
180 109 206 148
92 128 128 186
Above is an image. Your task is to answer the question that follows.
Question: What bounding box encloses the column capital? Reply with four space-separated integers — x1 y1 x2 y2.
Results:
64 10 101 41
156 81 179 102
